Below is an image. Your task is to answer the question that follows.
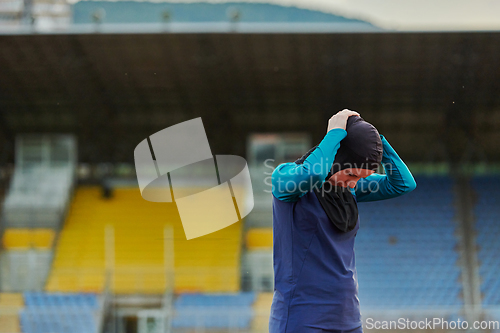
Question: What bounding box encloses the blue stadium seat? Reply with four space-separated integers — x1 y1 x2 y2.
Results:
20 292 100 333
356 176 463 309
173 292 255 329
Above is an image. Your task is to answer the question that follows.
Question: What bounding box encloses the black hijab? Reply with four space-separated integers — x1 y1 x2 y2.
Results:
295 116 383 232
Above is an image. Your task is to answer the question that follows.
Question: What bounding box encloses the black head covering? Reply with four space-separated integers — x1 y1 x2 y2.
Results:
329 116 383 176
295 116 383 232
296 116 383 179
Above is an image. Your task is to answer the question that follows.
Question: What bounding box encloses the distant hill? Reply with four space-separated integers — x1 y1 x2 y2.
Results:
73 1 376 25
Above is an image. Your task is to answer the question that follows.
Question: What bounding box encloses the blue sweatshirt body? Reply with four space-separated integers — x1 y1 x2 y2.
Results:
270 129 416 333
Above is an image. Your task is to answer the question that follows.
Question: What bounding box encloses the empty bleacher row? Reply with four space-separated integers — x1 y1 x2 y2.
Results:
158 291 272 332
2 229 55 250
356 176 463 309
47 186 242 294
0 292 101 333
21 293 100 333
0 291 275 333
0 293 23 333
173 293 255 329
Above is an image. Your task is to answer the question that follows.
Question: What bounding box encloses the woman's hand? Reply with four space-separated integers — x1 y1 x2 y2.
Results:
327 109 360 132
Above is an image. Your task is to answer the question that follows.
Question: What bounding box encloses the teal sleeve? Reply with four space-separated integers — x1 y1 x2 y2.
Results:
354 135 417 202
271 128 347 202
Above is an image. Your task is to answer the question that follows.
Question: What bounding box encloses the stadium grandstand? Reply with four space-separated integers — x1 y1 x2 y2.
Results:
1 1 500 333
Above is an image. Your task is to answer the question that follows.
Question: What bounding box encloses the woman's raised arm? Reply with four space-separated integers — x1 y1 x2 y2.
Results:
272 110 359 202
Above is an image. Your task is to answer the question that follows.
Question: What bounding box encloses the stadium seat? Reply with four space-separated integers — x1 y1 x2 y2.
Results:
47 187 242 294
32 229 56 250
2 229 55 250
246 228 273 249
252 292 273 332
0 293 23 333
173 293 255 329
20 292 99 333
356 176 463 309
2 229 31 249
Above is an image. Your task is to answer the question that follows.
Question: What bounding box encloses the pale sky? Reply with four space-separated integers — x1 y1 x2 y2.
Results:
72 0 500 31
297 0 500 31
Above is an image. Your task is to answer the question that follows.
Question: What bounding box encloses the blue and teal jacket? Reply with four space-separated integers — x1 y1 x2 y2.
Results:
270 128 416 333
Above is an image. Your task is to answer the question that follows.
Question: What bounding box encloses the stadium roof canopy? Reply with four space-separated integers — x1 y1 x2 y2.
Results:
3 0 500 34
3 0 500 33
0 1 382 34
0 31 499 164
72 2 376 25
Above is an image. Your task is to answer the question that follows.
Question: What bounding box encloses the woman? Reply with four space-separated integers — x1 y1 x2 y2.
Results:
270 110 416 333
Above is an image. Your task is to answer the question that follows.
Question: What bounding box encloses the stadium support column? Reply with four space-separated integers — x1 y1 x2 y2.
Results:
105 225 115 292
447 34 484 326
455 176 483 325
163 226 174 332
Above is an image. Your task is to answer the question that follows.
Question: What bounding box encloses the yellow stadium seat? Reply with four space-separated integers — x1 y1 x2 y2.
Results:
0 315 20 333
46 187 243 294
0 293 23 333
246 228 273 249
252 292 273 332
32 229 55 249
0 293 23 307
2 229 31 249
2 229 55 250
